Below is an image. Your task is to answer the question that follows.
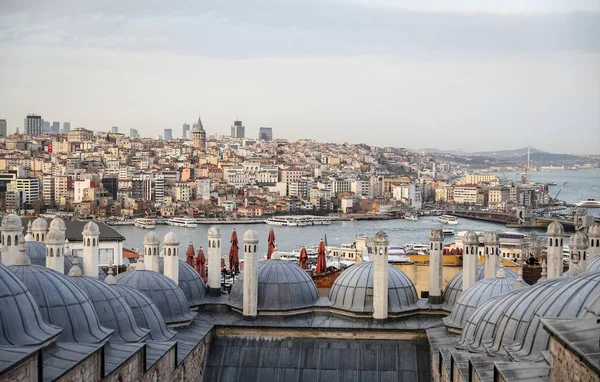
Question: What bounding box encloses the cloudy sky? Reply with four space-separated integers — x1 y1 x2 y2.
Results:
0 0 599 153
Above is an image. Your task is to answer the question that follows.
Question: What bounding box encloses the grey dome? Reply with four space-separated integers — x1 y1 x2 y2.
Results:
463 231 479 245
503 270 600 362
8 264 113 343
1 214 22 230
569 231 589 250
31 217 48 232
587 256 600 272
163 231 179 246
45 228 65 244
112 285 177 341
157 259 208 307
483 232 499 245
442 264 519 310
443 274 520 331
49 218 66 232
589 223 600 238
429 228 444 241
143 232 160 245
68 276 150 343
0 264 62 346
328 262 418 314
83 221 100 235
229 260 319 311
115 270 197 326
547 221 564 236
581 291 600 317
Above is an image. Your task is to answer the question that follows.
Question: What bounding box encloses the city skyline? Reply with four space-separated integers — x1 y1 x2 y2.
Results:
0 1 599 154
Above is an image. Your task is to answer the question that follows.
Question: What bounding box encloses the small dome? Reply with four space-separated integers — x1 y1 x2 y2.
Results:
463 231 479 246
373 231 389 245
69 276 149 343
547 221 564 236
483 232 499 245
31 217 48 232
429 228 444 241
581 292 600 318
569 231 588 250
589 223 600 238
0 264 62 346
112 285 177 341
442 265 519 310
1 214 22 231
208 226 221 237
143 232 160 245
163 231 179 246
83 221 100 235
49 218 66 232
328 262 418 314
45 228 65 244
177 261 207 307
443 275 520 330
115 270 196 326
229 260 319 311
243 229 258 242
587 256 600 272
8 264 113 343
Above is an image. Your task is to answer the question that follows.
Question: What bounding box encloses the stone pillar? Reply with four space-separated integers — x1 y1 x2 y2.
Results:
208 226 222 296
587 223 600 258
31 217 48 242
428 229 444 304
373 231 389 320
568 231 588 277
483 232 500 279
462 231 479 290
82 222 100 278
45 228 66 273
163 232 180 284
243 230 259 319
1 214 23 267
546 222 564 279
144 232 161 273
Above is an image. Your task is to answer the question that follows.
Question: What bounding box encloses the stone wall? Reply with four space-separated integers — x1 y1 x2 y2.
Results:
58 351 102 382
0 353 39 382
171 332 213 382
550 337 599 382
103 349 144 382
141 347 176 382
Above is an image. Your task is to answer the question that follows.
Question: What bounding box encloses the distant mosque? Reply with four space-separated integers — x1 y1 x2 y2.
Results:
0 213 599 381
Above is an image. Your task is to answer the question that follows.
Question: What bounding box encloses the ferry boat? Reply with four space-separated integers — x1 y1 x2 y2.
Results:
403 243 429 254
442 228 455 236
165 217 198 228
575 198 600 208
404 214 418 221
439 214 459 225
134 218 156 229
265 215 332 226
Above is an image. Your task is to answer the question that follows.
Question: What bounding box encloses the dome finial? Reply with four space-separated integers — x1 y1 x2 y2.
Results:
68 251 83 276
136 256 146 271
104 262 116 284
24 221 34 242
515 267 524 289
14 236 30 265
539 259 547 281
495 263 506 278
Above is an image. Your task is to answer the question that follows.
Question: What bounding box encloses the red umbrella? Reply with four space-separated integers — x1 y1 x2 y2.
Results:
228 229 240 274
316 239 327 274
185 243 195 266
196 247 207 282
267 228 276 259
299 246 308 270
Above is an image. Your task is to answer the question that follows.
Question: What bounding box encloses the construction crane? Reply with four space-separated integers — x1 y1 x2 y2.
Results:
552 182 568 201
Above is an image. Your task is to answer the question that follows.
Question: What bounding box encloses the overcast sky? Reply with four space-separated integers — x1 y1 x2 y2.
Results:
0 1 599 154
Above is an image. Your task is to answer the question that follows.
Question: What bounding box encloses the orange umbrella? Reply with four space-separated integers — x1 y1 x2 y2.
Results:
316 239 327 274
267 228 276 259
196 247 207 282
185 243 195 266
228 229 240 274
299 246 308 270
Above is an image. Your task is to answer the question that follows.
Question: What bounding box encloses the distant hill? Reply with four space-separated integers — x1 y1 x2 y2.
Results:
472 147 546 158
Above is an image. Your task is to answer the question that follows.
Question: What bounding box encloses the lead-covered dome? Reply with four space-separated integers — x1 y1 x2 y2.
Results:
547 221 564 236
115 269 196 326
31 217 48 232
1 214 22 230
0 264 62 346
68 275 149 343
328 262 419 314
143 232 160 245
8 264 113 343
158 259 208 307
587 255 600 272
229 260 319 311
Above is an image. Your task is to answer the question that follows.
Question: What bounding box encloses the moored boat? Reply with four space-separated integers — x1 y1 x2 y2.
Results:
165 217 198 228
134 218 156 229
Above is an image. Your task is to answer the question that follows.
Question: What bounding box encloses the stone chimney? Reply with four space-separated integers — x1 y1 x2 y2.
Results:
45 228 66 273
373 231 389 320
144 232 161 273
587 223 600 259
207 226 222 296
163 232 180 284
568 231 588 277
483 232 500 279
243 230 259 319
82 222 100 278
546 222 564 278
462 231 479 290
0 214 23 266
428 228 444 304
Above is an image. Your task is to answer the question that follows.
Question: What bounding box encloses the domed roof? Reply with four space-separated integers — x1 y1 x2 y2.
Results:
115 269 196 326
0 264 62 346
581 291 600 318
208 226 221 237
8 264 113 343
1 214 22 231
569 231 589 250
31 217 48 232
547 221 564 236
112 285 177 341
83 221 100 235
143 232 160 245
589 223 600 238
49 218 66 232
45 228 65 244
443 273 520 330
429 228 444 241
243 229 258 242
587 255 600 272
442 265 519 310
68 275 150 343
483 232 499 245
163 231 179 246
229 260 319 311
328 262 419 314
157 260 207 306
463 231 479 245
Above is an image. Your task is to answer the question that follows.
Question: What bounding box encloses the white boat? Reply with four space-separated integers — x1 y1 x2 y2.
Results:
575 198 600 208
165 217 198 228
439 214 459 225
404 214 418 221
442 228 455 236
134 218 156 229
403 243 429 254
265 215 332 226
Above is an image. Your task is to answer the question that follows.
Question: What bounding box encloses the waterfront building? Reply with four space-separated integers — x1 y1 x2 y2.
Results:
24 114 43 135
453 184 479 205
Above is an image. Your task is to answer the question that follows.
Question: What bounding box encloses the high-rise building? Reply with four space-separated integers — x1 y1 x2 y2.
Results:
130 128 139 138
230 120 245 138
182 123 190 139
24 115 43 135
62 122 71 133
51 122 60 134
164 128 173 140
101 177 118 200
0 119 7 138
258 127 273 141
111 126 119 134
193 115 206 152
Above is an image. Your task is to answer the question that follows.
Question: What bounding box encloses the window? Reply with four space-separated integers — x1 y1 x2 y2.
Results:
168 248 171 256
49 248 53 257
14 235 18 245
7 236 10 246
